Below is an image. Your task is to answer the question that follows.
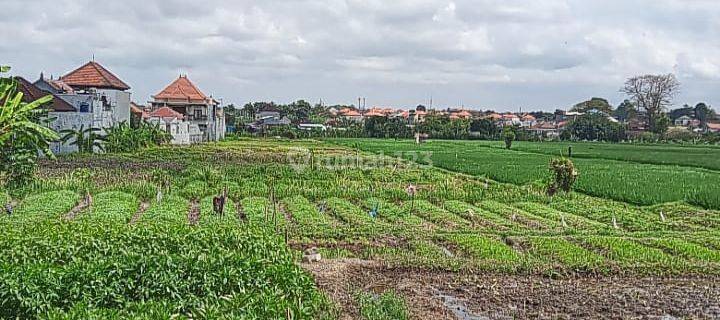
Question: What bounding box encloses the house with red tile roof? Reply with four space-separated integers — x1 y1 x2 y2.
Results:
130 102 150 120
149 75 224 144
707 122 720 133
53 60 132 129
363 108 385 117
337 108 363 122
521 114 537 127
449 109 472 120
29 61 133 153
13 77 75 112
60 61 130 91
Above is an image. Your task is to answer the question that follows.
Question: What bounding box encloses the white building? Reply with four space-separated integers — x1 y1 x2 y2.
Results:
149 75 225 144
33 61 132 154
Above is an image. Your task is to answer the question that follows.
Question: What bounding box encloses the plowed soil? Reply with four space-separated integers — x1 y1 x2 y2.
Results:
302 259 720 319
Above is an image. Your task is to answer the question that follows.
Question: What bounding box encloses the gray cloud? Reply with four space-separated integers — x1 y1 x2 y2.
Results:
2 0 719 111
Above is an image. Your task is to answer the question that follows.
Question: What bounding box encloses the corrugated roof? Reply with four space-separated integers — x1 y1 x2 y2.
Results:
60 61 130 91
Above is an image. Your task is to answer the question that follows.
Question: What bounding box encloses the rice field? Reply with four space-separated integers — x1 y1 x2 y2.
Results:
2 138 720 318
331 139 720 209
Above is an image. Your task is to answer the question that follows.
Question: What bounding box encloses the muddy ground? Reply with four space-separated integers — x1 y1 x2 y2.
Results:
301 259 720 320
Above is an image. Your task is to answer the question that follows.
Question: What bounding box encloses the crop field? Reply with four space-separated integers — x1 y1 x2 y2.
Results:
331 139 720 209
2 139 720 318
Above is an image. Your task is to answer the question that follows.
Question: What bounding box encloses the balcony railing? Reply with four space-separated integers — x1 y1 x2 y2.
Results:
187 115 208 121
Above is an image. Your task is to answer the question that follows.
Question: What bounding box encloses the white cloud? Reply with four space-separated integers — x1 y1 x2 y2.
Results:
1 0 719 111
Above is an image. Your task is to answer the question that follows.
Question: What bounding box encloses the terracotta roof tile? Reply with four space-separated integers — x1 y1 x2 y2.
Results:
60 61 130 91
342 110 362 117
364 110 385 117
149 106 184 120
13 77 76 112
153 75 208 103
130 102 150 119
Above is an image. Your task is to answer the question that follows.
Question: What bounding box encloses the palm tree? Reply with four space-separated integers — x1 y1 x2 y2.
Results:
60 124 105 154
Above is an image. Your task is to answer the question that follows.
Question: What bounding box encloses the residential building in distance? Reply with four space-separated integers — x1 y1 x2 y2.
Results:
149 75 225 144
32 61 132 153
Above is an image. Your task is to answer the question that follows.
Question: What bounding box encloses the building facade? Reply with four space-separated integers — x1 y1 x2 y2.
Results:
33 61 132 154
149 75 225 144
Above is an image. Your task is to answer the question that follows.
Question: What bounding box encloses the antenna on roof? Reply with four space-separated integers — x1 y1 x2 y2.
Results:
92 54 95 62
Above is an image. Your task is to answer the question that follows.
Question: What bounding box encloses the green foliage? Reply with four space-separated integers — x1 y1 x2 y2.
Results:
548 158 578 193
503 126 516 149
12 190 79 219
333 139 720 209
59 124 104 154
448 234 520 263
565 112 627 142
103 121 171 153
363 116 412 139
0 67 58 188
571 97 614 114
83 191 139 223
469 118 500 139
582 237 675 266
357 291 409 320
4 137 720 319
0 219 332 318
140 195 187 224
525 237 605 270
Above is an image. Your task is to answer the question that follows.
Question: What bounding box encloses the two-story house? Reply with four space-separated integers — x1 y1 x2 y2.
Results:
34 61 132 153
149 75 225 144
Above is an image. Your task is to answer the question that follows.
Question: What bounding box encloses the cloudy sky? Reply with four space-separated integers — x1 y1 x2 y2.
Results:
2 0 719 111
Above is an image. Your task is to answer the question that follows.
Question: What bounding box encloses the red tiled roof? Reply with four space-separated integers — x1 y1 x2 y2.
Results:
486 113 502 120
364 110 385 117
707 122 720 131
60 61 130 91
342 110 362 117
455 110 472 118
130 102 150 119
47 79 74 93
522 114 536 121
13 77 76 112
153 75 208 103
149 106 184 120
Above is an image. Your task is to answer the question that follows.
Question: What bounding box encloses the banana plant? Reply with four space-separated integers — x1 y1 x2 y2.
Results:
1 66 58 187
59 124 105 153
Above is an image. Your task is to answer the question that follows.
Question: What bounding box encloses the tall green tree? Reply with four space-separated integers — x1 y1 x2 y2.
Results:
566 113 626 142
613 100 637 122
571 97 614 114
0 66 59 188
694 102 715 127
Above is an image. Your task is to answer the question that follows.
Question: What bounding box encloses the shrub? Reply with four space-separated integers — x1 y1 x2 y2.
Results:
503 126 516 149
548 158 578 195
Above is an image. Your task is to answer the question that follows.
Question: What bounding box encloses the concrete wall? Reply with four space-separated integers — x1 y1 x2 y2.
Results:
47 111 93 154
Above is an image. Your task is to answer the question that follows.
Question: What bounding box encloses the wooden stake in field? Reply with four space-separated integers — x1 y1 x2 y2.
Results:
406 184 417 213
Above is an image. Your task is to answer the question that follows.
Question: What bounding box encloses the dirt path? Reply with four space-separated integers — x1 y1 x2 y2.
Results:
188 199 200 225
301 259 720 319
129 201 150 224
63 194 92 220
